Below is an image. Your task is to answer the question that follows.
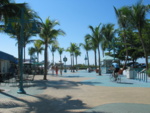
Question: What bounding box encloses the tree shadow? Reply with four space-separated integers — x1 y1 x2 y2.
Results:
117 82 134 85
0 92 90 113
62 75 83 78
30 79 83 90
80 81 102 86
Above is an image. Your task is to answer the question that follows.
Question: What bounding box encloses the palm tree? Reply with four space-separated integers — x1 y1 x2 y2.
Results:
66 47 73 72
39 17 65 80
114 6 131 69
130 1 150 69
3 3 40 63
74 49 81 71
88 24 103 75
101 23 116 57
58 47 64 62
67 43 79 72
50 42 58 65
23 32 36 62
28 47 36 62
0 1 23 22
33 40 44 62
80 36 92 67
85 34 98 70
57 47 64 75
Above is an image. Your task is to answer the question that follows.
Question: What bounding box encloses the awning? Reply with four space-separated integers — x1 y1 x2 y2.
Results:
0 51 18 64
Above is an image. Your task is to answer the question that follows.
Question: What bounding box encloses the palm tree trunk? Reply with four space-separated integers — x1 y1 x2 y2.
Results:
23 45 25 62
94 49 97 69
123 29 128 70
73 54 75 72
87 51 90 67
98 46 101 75
44 42 48 80
37 52 39 63
70 54 72 72
17 37 20 76
138 30 149 69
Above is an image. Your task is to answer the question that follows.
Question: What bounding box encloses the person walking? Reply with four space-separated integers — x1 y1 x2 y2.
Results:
55 65 59 76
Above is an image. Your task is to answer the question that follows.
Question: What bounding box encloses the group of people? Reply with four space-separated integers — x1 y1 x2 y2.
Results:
51 65 59 75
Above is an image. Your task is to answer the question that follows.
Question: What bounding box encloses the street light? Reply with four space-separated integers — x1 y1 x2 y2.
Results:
4 6 40 94
63 56 67 73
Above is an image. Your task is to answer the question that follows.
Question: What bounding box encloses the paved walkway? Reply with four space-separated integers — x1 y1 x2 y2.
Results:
0 70 150 113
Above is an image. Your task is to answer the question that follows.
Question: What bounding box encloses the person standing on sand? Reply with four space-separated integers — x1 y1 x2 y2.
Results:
55 65 59 75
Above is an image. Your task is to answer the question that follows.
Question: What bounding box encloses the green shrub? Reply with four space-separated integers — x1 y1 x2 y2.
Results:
147 69 150 77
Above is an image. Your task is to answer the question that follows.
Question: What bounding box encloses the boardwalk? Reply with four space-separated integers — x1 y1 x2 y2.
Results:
0 70 150 113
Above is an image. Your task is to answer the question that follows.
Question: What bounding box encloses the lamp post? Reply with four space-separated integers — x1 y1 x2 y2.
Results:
63 56 67 73
4 6 40 94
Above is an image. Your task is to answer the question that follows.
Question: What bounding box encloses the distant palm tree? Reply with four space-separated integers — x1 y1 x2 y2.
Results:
66 47 73 72
28 47 36 62
50 42 58 65
67 43 79 72
80 36 92 67
58 47 64 75
38 17 65 80
33 40 44 62
74 49 81 68
88 24 103 75
23 32 36 62
58 47 64 62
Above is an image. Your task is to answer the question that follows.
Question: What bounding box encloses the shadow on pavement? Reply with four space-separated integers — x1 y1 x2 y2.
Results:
0 92 91 113
118 82 134 85
33 79 83 90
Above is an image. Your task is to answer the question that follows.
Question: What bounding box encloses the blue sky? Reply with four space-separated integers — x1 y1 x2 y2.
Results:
1 0 150 64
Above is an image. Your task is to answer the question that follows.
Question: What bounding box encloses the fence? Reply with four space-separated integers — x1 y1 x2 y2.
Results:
133 68 148 82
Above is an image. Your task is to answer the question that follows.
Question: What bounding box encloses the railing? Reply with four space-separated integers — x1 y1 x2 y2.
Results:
134 68 148 82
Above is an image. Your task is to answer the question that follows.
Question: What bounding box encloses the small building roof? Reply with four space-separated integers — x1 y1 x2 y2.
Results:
102 56 119 61
0 51 17 63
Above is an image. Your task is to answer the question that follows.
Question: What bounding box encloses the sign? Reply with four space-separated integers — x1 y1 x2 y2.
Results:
63 57 67 62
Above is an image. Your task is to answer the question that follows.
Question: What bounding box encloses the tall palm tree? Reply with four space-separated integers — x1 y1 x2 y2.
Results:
88 24 103 75
0 0 23 22
101 23 116 57
130 1 150 69
39 17 65 80
114 6 131 69
85 34 98 70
